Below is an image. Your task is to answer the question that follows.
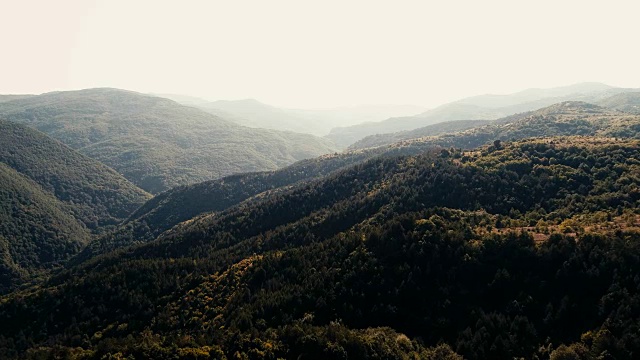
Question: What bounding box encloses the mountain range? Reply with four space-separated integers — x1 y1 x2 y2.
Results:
0 89 336 193
158 94 426 136
2 135 640 358
349 97 640 150
2 84 640 358
327 82 640 147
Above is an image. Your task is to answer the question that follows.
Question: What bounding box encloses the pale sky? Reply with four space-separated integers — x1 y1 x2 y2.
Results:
1 0 639 108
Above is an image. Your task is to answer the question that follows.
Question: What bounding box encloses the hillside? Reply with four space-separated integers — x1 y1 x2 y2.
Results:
0 163 89 293
0 120 151 228
79 144 439 260
0 120 150 292
326 83 633 148
350 119 491 150
1 137 640 359
0 89 337 193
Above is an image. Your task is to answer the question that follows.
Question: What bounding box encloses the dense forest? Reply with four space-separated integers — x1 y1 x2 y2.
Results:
0 120 150 228
0 163 88 293
0 89 336 193
1 137 639 359
79 144 442 261
0 120 150 293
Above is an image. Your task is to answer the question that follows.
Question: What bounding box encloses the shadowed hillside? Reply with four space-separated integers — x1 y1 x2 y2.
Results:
0 120 150 293
2 137 640 359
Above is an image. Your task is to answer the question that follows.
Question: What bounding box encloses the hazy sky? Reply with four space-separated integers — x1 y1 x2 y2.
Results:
1 0 639 108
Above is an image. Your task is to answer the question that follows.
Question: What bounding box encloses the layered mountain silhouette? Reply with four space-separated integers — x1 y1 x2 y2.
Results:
350 98 640 150
159 94 426 136
327 83 636 147
0 89 337 193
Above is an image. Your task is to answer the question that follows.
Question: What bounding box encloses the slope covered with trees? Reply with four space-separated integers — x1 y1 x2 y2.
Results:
133 99 613 252
0 163 89 293
0 89 337 193
80 145 440 260
0 120 150 293
1 137 640 359
0 120 150 229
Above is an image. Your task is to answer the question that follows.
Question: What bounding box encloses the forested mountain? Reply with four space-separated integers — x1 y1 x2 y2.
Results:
0 120 150 293
351 101 640 151
0 120 151 228
0 163 88 293
350 119 491 150
0 89 337 193
327 83 634 148
2 137 640 359
79 144 440 260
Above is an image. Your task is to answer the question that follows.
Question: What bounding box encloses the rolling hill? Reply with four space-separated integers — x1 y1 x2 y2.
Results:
1 137 639 359
0 88 337 193
326 83 634 148
0 120 150 292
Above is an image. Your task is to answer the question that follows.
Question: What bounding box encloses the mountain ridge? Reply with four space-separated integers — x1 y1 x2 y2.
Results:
349 100 640 150
327 83 637 148
0 88 337 193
